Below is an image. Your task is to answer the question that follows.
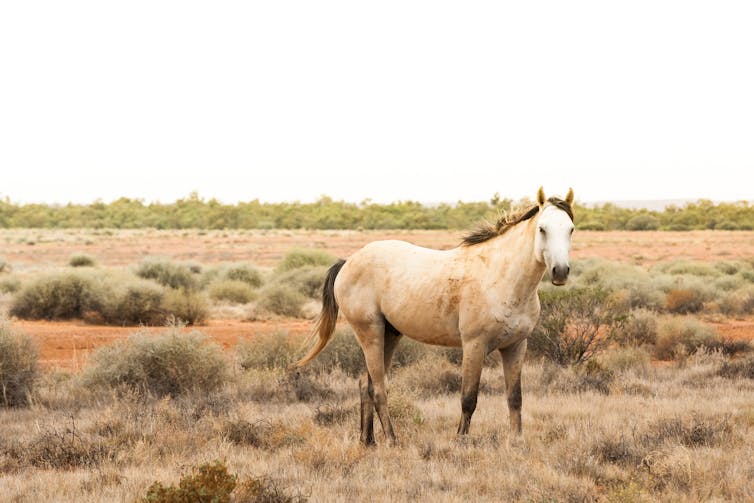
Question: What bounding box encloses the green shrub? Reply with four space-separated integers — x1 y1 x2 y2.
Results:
224 263 264 288
654 317 721 360
82 328 228 397
275 249 335 273
10 271 103 320
0 320 38 407
625 214 660 231
529 287 628 366
99 279 165 325
136 258 198 290
209 280 257 304
162 289 209 325
255 284 306 318
614 308 658 347
69 253 96 267
655 261 720 277
598 347 651 373
274 265 328 299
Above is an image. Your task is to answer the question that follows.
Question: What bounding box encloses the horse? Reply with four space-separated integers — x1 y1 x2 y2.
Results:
297 187 575 446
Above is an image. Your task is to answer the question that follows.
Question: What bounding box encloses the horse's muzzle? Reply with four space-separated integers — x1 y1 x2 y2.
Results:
551 264 570 286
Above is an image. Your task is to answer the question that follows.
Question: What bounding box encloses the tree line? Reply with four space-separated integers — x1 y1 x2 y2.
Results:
0 193 751 230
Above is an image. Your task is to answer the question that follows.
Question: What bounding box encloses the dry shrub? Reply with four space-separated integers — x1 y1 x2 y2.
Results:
641 414 733 448
142 460 237 503
2 423 111 470
99 278 165 325
278 370 334 402
209 280 257 304
530 286 627 366
598 347 651 373
312 402 354 426
275 248 335 273
0 276 21 294
254 284 306 318
69 253 96 267
162 289 209 325
10 271 103 320
82 327 228 397
306 329 364 377
235 476 308 503
393 355 461 395
136 258 199 290
0 319 38 407
541 360 614 395
614 308 658 347
665 288 705 314
717 357 754 379
654 317 720 360
656 261 720 277
237 332 297 371
718 286 754 316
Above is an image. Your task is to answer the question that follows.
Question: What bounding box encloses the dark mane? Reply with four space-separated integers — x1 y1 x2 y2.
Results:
461 197 574 246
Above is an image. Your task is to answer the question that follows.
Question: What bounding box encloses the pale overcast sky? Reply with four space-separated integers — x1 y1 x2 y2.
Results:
1 1 752 205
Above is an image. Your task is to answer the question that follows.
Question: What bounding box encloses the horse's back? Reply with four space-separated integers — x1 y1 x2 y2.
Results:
335 240 464 345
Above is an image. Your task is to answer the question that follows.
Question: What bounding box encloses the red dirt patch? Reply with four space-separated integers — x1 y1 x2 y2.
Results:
17 318 318 371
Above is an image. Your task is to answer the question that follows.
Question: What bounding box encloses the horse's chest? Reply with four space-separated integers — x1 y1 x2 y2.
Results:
459 298 539 348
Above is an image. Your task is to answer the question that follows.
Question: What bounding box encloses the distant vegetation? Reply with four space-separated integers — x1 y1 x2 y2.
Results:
1 193 752 230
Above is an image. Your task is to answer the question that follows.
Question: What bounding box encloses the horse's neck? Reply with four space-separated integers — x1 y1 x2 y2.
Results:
473 218 545 296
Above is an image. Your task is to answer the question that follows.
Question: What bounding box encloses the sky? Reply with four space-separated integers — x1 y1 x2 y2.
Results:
1 1 752 205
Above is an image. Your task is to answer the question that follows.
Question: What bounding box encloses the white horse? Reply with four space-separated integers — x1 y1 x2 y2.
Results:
298 187 575 445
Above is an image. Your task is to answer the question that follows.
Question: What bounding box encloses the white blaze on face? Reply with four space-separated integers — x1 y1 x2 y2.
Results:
534 205 574 285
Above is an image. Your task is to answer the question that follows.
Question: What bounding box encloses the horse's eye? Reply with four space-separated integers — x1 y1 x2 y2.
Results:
570 228 574 235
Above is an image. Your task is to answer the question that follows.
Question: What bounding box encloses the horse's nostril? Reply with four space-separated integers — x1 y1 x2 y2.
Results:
566 266 570 275
552 267 557 276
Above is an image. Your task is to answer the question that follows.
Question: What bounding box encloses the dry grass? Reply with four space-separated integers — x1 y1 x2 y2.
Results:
2 349 754 501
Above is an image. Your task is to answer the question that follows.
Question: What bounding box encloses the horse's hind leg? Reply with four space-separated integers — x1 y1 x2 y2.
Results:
359 325 401 446
354 319 397 446
500 338 527 436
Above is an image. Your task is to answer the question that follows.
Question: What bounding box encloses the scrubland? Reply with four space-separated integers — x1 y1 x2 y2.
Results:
1 234 754 501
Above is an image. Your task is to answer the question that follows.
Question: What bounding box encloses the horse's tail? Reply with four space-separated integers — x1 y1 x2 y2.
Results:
296 259 346 367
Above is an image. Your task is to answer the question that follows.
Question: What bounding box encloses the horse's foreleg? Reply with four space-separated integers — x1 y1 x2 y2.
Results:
457 341 485 435
358 328 401 446
500 338 527 436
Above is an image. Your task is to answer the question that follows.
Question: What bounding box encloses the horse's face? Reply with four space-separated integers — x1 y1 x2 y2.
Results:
534 205 574 285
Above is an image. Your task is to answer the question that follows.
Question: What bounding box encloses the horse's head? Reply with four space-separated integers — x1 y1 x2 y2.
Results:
534 187 575 286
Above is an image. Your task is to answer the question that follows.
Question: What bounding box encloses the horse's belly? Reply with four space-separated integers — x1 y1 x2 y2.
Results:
384 309 462 348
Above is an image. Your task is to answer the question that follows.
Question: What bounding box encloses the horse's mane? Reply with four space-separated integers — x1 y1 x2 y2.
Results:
461 197 574 246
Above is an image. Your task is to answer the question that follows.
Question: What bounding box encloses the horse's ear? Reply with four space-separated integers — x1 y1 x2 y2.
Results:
536 187 546 207
565 187 574 205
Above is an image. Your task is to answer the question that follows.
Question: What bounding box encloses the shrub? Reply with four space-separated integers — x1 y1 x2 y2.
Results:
209 280 257 304
82 328 228 397
142 460 237 503
529 287 628 366
614 308 658 347
0 276 21 294
717 357 754 379
307 329 365 377
162 289 209 325
224 263 264 288
0 320 38 407
718 287 754 316
655 261 719 277
275 249 335 273
274 265 328 299
654 317 721 360
665 288 705 314
10 271 103 320
69 253 96 267
136 258 198 290
393 355 461 395
598 347 651 373
237 332 297 370
255 284 306 318
625 214 660 231
6 425 111 469
99 279 165 325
